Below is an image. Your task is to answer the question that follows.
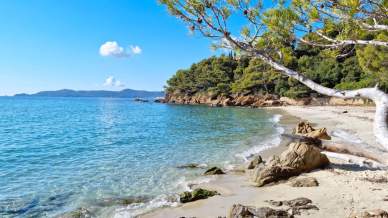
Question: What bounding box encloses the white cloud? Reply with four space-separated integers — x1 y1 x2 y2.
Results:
130 45 142 55
99 41 128 57
103 76 125 87
99 41 142 58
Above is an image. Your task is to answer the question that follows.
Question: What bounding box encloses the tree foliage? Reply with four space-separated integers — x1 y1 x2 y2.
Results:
166 44 387 98
160 0 387 98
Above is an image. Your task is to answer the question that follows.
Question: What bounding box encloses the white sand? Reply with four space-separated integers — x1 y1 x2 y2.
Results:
141 106 388 218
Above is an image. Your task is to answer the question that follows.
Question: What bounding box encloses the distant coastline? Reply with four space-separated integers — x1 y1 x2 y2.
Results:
12 89 164 98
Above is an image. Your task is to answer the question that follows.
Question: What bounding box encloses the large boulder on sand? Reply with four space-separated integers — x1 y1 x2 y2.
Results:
253 142 329 186
278 142 329 171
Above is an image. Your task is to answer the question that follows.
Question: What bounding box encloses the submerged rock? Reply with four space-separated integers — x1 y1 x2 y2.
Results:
179 188 219 203
290 177 319 187
204 167 225 175
134 98 149 102
154 97 166 103
57 207 94 218
247 155 263 170
93 196 150 207
176 163 205 169
253 142 329 186
229 204 291 218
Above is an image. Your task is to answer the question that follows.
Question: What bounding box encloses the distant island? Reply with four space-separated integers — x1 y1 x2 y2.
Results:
14 89 164 98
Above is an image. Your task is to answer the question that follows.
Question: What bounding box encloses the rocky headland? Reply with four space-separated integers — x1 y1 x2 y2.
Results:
159 92 374 107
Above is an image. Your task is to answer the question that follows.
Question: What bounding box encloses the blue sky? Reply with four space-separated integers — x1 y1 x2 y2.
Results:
0 0 216 95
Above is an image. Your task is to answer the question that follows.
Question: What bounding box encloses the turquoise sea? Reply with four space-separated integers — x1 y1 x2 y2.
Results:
0 97 283 217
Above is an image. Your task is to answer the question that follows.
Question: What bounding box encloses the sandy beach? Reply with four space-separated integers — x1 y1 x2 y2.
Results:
141 106 388 218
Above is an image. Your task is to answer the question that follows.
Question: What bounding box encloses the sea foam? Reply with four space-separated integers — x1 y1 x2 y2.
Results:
331 129 364 144
235 114 284 162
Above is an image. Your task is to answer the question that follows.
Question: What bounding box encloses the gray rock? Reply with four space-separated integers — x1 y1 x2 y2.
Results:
247 155 263 169
349 209 388 218
229 204 291 218
266 197 319 216
290 177 319 187
179 188 219 203
204 167 225 175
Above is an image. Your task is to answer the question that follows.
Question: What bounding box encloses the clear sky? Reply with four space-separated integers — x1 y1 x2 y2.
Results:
0 0 217 95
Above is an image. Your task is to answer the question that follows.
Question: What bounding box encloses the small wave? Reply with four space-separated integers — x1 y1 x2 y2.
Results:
331 129 363 144
175 176 214 192
322 151 384 169
235 135 282 161
197 163 208 168
112 175 216 217
235 114 285 162
222 161 236 171
271 114 282 123
331 129 386 153
113 194 179 218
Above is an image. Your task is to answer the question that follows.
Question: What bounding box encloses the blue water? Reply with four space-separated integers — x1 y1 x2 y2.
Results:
0 97 281 217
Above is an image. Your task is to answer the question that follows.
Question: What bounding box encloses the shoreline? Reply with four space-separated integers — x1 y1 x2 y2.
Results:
104 106 290 218
138 108 303 218
140 106 388 218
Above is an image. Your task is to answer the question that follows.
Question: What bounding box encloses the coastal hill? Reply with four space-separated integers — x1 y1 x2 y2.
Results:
14 89 164 98
163 50 387 107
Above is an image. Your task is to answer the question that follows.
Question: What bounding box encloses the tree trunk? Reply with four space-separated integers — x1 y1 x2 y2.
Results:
254 52 388 150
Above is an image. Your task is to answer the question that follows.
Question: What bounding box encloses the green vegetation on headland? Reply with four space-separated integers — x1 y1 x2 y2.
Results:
166 34 387 99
